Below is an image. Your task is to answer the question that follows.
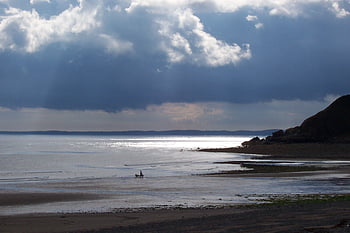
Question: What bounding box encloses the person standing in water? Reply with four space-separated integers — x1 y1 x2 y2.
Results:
135 170 144 178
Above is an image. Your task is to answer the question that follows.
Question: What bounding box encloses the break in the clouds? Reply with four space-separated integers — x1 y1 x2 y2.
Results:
0 0 350 130
0 96 337 131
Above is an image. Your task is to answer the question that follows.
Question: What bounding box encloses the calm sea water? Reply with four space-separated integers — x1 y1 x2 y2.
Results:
0 134 349 214
0 135 249 181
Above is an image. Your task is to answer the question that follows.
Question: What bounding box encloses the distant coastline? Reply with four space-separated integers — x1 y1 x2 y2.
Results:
0 129 278 136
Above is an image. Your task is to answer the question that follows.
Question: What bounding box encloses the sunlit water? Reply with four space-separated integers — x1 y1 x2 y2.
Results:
0 135 248 180
0 134 349 215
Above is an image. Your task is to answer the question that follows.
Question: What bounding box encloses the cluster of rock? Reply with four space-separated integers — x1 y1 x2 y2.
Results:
243 95 350 146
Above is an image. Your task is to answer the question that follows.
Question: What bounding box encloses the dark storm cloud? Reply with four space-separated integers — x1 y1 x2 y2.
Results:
0 1 350 111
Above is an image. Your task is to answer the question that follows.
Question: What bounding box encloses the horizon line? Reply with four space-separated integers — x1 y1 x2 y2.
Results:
0 129 278 136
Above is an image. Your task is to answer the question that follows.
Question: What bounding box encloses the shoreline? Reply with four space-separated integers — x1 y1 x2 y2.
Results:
199 142 350 177
199 142 350 160
1 194 349 233
2 142 350 232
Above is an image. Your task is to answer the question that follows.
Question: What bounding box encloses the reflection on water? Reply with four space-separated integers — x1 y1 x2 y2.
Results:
0 134 349 214
0 135 251 180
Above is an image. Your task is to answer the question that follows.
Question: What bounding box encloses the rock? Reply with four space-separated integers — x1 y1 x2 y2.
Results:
299 94 350 142
244 95 350 145
272 130 284 138
242 136 263 147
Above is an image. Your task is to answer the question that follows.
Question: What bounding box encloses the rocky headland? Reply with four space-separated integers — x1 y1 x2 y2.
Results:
201 95 350 159
260 94 350 144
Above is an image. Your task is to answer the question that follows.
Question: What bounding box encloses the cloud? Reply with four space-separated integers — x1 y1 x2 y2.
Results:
98 34 133 55
0 0 348 57
0 1 101 52
246 15 258 21
125 0 350 17
0 0 133 55
0 0 349 114
254 22 264 29
0 97 336 131
246 14 264 29
30 0 50 4
158 8 251 66
331 2 350 18
150 102 223 121
154 103 206 121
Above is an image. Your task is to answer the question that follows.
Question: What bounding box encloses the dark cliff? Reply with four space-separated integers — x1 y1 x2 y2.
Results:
299 95 350 141
246 95 350 145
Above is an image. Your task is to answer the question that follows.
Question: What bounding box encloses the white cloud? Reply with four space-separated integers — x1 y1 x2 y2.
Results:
331 2 350 18
112 4 122 12
158 8 251 67
254 22 264 29
0 1 101 52
123 0 349 66
99 34 133 55
246 14 258 21
126 0 350 18
0 0 135 55
30 0 51 4
0 0 348 61
246 14 264 29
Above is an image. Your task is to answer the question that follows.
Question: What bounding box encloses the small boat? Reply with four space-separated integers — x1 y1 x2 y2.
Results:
135 170 144 178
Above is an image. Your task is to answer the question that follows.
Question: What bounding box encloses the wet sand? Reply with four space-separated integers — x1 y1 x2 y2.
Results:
2 143 350 233
205 160 350 177
1 176 350 233
0 192 100 207
1 197 349 233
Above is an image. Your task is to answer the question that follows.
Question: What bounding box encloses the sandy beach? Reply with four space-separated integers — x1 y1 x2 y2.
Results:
0 193 101 207
1 195 349 233
1 140 350 233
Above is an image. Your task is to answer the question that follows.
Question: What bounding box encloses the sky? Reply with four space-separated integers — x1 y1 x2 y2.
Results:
0 0 349 131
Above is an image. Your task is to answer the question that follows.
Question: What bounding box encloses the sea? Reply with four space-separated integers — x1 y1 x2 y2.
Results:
0 134 349 215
